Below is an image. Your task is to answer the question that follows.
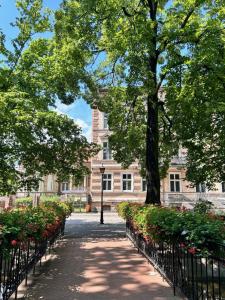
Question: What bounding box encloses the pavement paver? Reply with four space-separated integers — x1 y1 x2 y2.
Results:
22 213 183 300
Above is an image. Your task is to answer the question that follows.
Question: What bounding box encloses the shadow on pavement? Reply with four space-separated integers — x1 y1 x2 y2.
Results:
21 214 183 300
24 237 182 300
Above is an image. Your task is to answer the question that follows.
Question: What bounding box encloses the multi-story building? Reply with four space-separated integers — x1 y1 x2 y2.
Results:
17 107 225 212
89 108 225 211
90 108 146 210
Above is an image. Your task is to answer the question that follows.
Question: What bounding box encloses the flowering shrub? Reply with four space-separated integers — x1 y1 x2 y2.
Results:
117 202 225 255
15 197 32 208
0 200 72 250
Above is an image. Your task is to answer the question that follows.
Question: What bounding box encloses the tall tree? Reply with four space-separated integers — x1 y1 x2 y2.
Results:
50 0 224 204
0 0 98 195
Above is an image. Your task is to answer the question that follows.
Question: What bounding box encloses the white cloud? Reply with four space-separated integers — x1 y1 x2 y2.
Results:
75 118 89 130
53 101 92 142
84 125 92 142
75 119 92 142
53 100 76 115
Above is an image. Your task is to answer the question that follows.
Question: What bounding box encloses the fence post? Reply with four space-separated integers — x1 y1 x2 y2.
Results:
172 243 176 296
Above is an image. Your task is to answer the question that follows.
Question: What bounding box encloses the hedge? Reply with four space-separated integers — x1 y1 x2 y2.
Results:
117 202 225 255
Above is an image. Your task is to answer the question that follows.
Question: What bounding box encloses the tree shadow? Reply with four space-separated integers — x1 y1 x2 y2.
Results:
22 236 183 300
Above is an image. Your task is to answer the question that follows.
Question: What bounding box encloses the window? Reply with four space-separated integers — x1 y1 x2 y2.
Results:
103 174 112 191
103 113 108 129
142 178 147 192
196 183 206 193
47 175 53 191
103 141 112 160
61 182 69 191
222 182 225 193
122 174 132 191
170 174 180 192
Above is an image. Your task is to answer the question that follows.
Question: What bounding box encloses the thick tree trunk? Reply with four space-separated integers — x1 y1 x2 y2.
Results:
145 93 161 205
144 1 160 205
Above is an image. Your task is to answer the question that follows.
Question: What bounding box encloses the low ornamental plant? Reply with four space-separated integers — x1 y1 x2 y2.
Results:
0 200 72 251
15 197 32 208
117 202 225 255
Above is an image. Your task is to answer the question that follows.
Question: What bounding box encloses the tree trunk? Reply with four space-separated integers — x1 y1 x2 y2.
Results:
145 1 160 205
145 93 161 205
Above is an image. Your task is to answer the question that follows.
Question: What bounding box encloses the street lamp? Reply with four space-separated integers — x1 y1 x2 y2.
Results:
99 164 105 224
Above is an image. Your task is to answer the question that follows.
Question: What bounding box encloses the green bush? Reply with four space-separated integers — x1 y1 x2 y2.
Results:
40 195 60 202
15 197 32 208
0 199 72 251
193 199 214 214
117 202 225 255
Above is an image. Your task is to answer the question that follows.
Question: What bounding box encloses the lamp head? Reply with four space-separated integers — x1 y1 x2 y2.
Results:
99 164 105 174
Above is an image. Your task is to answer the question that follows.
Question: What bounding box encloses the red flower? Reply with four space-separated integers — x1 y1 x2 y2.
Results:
188 247 197 255
42 230 49 238
180 243 186 248
11 240 17 247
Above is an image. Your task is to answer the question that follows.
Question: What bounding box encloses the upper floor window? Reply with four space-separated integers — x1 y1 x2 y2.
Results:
103 174 112 191
142 178 147 192
122 174 132 191
196 183 206 193
222 182 225 193
103 113 108 129
61 182 69 191
103 141 112 160
170 174 180 192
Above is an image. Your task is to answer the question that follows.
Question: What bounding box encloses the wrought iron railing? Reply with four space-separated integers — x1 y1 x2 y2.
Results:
126 222 225 300
0 221 65 300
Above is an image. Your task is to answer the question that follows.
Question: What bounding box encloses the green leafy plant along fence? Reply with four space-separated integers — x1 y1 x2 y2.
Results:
117 202 225 299
0 200 72 299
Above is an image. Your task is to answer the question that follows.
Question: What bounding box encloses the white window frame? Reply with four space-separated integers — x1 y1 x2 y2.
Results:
103 112 108 129
102 141 112 160
196 183 206 193
169 173 181 192
61 182 69 192
142 178 147 192
121 173 133 192
47 175 53 192
102 173 113 191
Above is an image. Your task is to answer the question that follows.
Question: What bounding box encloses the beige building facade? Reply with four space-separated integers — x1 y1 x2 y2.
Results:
89 108 225 211
31 107 225 212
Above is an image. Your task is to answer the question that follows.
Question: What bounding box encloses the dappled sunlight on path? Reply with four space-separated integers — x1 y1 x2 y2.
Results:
22 213 183 300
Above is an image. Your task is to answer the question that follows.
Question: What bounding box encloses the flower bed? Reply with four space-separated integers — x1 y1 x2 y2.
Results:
117 202 225 255
0 199 73 252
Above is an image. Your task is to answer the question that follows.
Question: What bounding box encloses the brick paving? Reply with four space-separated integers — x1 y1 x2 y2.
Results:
19 213 183 300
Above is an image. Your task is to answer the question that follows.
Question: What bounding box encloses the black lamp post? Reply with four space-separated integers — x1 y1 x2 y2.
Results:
99 164 105 224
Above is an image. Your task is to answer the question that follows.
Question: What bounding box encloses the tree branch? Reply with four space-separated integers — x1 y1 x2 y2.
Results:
122 7 134 17
158 3 198 54
157 59 185 92
159 102 173 137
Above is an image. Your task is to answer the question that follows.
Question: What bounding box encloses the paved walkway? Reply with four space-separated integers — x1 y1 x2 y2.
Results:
21 213 183 300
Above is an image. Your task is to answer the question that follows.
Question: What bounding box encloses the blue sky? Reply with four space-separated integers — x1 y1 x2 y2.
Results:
0 0 92 141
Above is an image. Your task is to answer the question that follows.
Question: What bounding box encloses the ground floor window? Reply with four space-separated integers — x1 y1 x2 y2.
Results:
61 182 69 191
103 174 112 191
122 174 132 191
142 178 147 192
222 182 225 193
170 174 180 192
196 183 206 193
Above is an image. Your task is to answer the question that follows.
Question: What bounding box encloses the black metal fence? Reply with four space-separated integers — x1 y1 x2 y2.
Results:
0 221 65 300
126 222 225 300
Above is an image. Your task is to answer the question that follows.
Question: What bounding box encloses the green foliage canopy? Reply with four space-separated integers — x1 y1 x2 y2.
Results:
0 0 99 195
50 0 225 193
